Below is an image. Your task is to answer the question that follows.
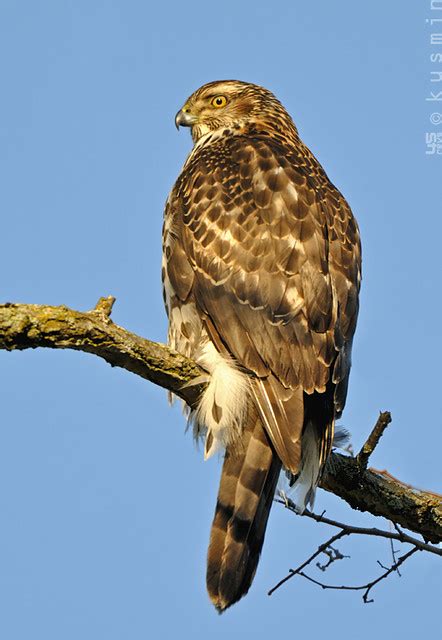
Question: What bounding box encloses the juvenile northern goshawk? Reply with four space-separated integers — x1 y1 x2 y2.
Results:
162 80 361 611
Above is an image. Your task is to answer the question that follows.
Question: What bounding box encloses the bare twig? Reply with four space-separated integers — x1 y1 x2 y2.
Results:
268 530 347 596
296 547 419 603
275 497 442 557
389 521 401 574
316 545 350 571
357 411 392 470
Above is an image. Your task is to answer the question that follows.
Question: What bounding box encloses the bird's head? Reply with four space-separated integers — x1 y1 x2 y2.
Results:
175 80 297 143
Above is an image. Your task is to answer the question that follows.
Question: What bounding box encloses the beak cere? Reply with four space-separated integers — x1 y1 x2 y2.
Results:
175 109 195 129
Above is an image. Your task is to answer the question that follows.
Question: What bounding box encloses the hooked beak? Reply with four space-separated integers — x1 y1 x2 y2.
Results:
175 109 196 130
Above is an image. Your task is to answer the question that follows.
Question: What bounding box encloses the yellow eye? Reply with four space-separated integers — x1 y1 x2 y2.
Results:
211 95 228 108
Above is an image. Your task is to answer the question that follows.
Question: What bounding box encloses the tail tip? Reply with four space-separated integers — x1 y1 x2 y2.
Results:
208 592 230 614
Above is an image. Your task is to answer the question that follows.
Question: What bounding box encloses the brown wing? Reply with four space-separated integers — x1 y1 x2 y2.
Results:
173 133 360 470
320 179 361 415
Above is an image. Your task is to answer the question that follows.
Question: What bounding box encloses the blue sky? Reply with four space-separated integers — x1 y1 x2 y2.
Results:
0 1 440 638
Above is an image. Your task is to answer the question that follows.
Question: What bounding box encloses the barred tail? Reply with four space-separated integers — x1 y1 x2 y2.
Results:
206 409 281 612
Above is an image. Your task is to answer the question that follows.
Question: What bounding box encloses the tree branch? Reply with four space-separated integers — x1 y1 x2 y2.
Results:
1 299 441 543
0 299 206 408
357 410 392 470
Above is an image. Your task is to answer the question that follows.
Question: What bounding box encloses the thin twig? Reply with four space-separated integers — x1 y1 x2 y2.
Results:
316 545 350 571
389 521 401 575
275 497 442 557
357 411 392 470
268 530 348 596
296 547 419 603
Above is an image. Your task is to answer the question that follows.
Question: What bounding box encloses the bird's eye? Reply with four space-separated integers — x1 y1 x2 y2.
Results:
210 95 228 108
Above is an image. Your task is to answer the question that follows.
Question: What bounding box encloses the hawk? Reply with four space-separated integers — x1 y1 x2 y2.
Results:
162 80 361 611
